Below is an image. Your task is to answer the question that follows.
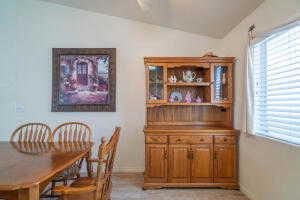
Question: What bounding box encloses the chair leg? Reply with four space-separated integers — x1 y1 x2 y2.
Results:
51 181 56 196
106 181 113 200
86 151 93 177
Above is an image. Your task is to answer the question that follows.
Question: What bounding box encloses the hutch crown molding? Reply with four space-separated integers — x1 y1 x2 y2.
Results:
143 57 240 189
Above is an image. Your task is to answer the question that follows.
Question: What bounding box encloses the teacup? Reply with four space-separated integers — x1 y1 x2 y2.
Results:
196 78 203 83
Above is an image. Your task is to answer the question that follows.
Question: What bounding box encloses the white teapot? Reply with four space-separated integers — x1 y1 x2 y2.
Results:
183 71 196 83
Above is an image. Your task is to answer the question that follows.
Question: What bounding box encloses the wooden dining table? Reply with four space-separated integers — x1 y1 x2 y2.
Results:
0 141 93 200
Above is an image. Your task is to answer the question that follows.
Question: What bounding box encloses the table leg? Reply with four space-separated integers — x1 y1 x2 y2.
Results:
86 151 93 177
18 185 39 200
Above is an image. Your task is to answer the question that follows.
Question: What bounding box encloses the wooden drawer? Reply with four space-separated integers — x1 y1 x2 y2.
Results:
190 136 213 144
146 136 167 144
214 136 236 144
169 136 190 144
170 136 212 144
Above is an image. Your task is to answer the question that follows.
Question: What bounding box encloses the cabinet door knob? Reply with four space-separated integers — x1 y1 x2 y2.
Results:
164 152 168 159
224 138 228 142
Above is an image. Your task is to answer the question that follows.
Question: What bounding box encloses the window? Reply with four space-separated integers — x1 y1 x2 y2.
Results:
252 22 300 145
62 64 70 76
77 63 88 75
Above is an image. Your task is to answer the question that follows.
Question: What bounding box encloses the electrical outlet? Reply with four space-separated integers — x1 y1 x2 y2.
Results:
15 104 25 113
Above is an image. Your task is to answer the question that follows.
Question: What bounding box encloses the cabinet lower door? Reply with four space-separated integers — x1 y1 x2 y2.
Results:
145 144 167 183
190 144 213 183
168 144 190 183
214 144 236 183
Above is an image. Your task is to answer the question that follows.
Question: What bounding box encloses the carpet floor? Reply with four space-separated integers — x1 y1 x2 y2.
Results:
111 174 249 200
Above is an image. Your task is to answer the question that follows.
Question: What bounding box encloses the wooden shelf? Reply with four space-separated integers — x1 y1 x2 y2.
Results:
147 102 230 107
166 82 211 86
144 125 240 134
165 102 212 106
149 82 163 84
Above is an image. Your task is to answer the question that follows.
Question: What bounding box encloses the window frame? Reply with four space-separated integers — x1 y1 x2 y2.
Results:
251 22 300 146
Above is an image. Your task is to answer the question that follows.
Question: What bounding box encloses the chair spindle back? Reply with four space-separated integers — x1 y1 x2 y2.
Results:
10 123 52 142
51 122 92 142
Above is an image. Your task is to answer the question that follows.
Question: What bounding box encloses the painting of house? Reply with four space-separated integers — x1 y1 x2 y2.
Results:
59 55 109 105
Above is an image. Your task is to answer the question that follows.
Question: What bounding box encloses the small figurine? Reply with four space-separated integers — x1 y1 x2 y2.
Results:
185 91 192 103
150 95 157 100
222 72 226 84
202 52 218 57
195 96 203 103
168 75 177 83
169 96 175 103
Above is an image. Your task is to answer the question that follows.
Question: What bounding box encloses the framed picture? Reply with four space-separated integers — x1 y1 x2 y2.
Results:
52 48 116 112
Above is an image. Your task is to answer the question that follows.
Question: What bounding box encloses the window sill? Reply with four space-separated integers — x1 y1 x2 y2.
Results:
251 132 300 148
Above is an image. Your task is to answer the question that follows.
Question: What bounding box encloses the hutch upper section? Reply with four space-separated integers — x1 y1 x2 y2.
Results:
145 57 234 106
144 57 235 128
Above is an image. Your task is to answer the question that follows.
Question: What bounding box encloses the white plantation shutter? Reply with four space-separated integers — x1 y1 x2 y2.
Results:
252 20 300 145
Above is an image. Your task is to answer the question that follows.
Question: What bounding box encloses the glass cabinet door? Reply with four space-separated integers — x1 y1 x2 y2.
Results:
212 63 232 103
147 66 164 102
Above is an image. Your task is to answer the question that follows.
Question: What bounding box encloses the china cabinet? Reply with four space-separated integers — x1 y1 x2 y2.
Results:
143 57 239 189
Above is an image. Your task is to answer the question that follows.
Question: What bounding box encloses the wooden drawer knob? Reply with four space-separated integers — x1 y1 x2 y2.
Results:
200 138 204 142
176 139 181 142
224 138 228 142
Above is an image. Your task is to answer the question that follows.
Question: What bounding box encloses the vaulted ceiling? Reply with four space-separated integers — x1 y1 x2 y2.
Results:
40 0 264 38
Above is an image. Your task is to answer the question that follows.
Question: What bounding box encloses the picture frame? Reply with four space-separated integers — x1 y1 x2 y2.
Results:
52 48 116 112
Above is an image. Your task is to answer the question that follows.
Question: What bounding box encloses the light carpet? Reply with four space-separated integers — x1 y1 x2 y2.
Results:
111 174 249 200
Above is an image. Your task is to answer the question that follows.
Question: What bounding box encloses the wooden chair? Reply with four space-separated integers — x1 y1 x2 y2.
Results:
10 122 52 142
49 122 93 191
51 122 92 143
53 127 121 200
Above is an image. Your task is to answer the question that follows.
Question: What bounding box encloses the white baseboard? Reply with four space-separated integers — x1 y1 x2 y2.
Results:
81 167 144 177
113 167 144 173
240 184 256 200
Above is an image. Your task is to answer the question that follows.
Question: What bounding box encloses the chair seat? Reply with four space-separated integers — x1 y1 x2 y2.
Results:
71 176 96 188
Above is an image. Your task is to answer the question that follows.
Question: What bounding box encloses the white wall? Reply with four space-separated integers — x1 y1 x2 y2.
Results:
218 0 300 199
0 0 220 172
3 1 300 199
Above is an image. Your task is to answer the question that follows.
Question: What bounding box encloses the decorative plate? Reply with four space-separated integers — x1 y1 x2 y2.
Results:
169 91 182 102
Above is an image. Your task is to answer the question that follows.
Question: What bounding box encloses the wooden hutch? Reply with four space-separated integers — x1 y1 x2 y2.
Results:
143 57 240 189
